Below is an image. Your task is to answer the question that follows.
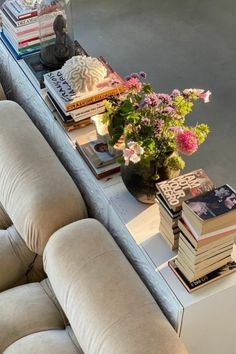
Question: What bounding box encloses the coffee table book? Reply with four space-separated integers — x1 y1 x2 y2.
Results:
76 140 120 179
169 258 236 293
156 169 214 212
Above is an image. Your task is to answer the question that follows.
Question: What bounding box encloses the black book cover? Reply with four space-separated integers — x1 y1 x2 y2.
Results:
185 185 236 220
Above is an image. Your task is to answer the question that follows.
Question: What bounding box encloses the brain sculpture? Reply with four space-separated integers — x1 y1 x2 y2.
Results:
61 55 107 93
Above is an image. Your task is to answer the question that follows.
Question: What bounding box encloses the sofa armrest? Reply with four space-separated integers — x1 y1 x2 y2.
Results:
44 219 188 354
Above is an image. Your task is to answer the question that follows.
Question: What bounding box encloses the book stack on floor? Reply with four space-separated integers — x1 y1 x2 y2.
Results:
155 169 214 250
43 56 125 131
0 0 54 59
170 184 236 292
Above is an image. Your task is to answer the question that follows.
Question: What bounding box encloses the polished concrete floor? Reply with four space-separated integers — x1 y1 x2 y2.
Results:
1 0 236 188
72 0 236 188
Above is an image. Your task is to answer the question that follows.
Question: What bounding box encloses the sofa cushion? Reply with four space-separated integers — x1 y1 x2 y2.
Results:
0 202 12 229
0 226 35 291
44 219 188 354
0 281 65 352
3 329 82 354
0 101 87 255
0 83 6 100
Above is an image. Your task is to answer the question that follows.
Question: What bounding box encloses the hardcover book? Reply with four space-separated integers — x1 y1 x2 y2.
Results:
183 184 236 236
156 169 214 212
2 0 37 20
169 258 236 292
44 57 125 112
47 93 105 125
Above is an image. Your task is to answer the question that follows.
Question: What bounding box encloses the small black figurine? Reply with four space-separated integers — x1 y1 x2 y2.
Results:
53 14 75 62
40 14 79 69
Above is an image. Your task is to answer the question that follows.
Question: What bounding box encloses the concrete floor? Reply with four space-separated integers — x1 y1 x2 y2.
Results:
1 0 235 187
72 0 236 188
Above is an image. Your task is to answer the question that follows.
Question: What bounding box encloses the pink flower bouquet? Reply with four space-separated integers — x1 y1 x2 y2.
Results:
104 72 211 177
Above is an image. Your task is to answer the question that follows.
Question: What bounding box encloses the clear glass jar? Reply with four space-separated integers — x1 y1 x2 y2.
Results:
37 0 75 69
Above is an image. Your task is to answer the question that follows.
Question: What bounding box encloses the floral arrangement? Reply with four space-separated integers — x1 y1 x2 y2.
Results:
103 72 211 177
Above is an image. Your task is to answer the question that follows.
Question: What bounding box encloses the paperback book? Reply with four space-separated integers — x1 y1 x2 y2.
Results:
169 258 236 292
156 169 214 212
183 184 236 236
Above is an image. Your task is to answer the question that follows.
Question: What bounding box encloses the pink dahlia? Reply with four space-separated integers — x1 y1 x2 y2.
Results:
124 77 142 92
176 129 198 155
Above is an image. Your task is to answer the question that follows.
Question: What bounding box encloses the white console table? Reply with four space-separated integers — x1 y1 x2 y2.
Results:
1 38 236 354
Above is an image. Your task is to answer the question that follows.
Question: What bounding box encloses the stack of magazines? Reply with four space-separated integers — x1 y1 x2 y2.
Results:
0 0 53 58
169 184 236 291
155 169 214 250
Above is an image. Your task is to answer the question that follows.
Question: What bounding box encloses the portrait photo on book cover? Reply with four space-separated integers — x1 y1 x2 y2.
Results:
186 185 236 219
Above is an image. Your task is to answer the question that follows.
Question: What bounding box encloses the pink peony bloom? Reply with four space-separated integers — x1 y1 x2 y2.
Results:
123 141 144 165
176 129 198 155
124 77 142 92
199 90 211 103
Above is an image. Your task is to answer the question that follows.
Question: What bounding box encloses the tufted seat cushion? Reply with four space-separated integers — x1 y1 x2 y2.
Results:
3 329 82 354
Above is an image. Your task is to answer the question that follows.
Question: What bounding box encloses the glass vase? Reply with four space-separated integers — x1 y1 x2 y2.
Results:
121 161 180 204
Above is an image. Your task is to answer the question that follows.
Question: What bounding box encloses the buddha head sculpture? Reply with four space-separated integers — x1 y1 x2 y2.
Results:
61 55 107 93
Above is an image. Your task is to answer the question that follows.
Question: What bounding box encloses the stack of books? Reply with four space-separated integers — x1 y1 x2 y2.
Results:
43 56 125 131
0 0 54 59
155 169 214 250
170 184 236 291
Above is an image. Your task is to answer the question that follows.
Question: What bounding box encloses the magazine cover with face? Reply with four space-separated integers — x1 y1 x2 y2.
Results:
185 185 236 220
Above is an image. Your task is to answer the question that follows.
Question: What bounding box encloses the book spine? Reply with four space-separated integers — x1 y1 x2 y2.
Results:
70 101 105 117
65 85 125 112
72 106 106 122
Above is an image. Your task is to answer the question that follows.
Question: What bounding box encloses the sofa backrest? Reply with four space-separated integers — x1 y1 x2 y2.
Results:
0 101 87 255
44 219 188 354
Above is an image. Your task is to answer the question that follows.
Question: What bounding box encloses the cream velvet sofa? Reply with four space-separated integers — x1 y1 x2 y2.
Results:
0 218 188 354
0 100 87 291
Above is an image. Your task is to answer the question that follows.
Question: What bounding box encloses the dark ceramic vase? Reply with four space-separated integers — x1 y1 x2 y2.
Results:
121 161 180 204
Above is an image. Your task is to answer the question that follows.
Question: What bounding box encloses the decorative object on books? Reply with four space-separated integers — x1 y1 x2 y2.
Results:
43 56 124 112
61 55 107 93
91 114 124 157
91 114 109 143
103 72 211 203
37 0 78 69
